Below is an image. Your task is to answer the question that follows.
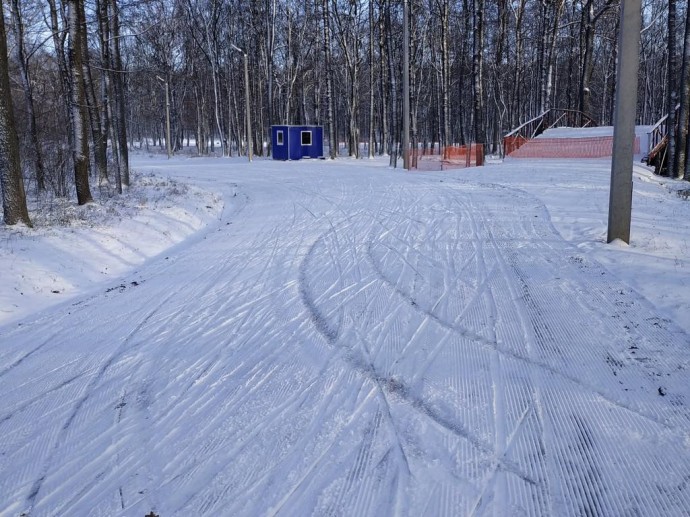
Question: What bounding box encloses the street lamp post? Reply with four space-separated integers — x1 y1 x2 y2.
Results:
231 44 253 162
156 75 172 159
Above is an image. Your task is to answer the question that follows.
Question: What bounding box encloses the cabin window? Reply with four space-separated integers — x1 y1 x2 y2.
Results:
301 131 312 146
276 130 284 145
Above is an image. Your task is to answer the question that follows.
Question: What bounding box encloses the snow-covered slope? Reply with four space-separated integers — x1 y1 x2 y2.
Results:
0 170 222 326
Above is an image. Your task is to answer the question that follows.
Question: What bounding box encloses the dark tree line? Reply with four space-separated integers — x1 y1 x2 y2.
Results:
1 0 690 226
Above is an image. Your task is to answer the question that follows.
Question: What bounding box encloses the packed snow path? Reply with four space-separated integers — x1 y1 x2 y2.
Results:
1 159 689 516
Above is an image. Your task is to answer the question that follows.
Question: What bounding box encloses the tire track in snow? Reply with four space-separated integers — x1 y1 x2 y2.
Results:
298 209 542 499
325 180 690 515
365 202 684 436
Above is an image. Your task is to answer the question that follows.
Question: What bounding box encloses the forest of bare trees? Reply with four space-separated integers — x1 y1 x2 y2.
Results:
1 0 690 226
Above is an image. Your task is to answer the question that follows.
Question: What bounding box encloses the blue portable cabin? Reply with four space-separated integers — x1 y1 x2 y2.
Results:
272 125 324 160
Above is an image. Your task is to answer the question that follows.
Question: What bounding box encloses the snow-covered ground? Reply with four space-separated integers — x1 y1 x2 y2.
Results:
535 125 654 157
0 171 223 326
0 155 689 516
537 126 619 138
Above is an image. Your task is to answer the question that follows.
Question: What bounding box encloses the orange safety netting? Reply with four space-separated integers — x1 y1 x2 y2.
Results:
503 135 530 155
505 136 640 159
411 144 484 170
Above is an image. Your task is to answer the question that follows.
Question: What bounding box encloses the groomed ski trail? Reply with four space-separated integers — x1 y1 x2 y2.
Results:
0 159 688 516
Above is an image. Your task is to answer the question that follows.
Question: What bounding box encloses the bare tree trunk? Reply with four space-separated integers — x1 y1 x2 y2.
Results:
512 0 526 127
579 0 615 121
194 74 210 156
579 0 595 118
110 0 129 187
285 8 292 123
542 0 564 113
349 4 359 159
607 13 619 124
84 53 109 188
96 0 113 184
385 0 397 166
0 0 31 226
83 0 108 188
225 73 234 156
195 86 204 155
47 0 73 196
472 0 485 145
492 0 507 153
207 45 225 157
9 0 44 192
676 5 690 180
229 70 241 154
322 0 337 158
368 0 375 158
67 0 93 205
566 2 577 112
378 0 389 156
332 0 361 158
265 0 276 156
441 0 450 150
667 0 678 177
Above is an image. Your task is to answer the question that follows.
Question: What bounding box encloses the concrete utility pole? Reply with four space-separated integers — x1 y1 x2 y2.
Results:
402 0 410 170
607 0 642 244
156 76 172 159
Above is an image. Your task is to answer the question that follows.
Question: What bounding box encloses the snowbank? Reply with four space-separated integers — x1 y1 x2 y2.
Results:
0 170 222 325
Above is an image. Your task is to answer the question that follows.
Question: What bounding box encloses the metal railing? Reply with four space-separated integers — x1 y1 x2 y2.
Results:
646 103 680 164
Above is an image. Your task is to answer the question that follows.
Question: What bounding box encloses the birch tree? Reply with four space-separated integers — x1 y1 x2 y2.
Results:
66 0 92 205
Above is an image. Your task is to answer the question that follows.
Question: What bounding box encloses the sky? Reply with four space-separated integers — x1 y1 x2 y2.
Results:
0 150 688 516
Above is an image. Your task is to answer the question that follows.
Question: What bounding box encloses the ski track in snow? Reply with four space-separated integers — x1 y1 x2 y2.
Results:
0 161 689 516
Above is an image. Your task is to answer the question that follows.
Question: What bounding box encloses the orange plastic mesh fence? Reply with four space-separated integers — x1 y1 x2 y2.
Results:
411 144 484 170
505 136 640 159
504 136 529 155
